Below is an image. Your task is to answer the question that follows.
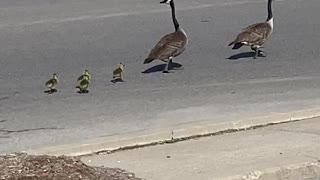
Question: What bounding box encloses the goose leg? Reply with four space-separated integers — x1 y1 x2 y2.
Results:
253 48 259 59
163 57 173 73
251 46 266 58
250 46 258 59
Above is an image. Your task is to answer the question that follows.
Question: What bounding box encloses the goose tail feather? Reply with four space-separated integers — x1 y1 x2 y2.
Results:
144 58 154 64
228 41 235 46
232 42 244 50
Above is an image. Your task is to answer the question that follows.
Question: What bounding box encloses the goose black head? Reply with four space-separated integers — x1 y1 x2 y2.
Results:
160 0 172 4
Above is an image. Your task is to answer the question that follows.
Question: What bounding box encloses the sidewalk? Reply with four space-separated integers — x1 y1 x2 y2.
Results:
81 117 320 180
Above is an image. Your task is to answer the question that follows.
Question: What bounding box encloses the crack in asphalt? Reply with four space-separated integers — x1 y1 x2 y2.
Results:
0 120 7 123
0 136 10 139
0 127 62 135
0 97 9 101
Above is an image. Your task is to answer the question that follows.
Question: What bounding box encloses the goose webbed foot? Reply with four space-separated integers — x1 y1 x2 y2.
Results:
258 50 267 57
252 48 266 59
252 47 266 59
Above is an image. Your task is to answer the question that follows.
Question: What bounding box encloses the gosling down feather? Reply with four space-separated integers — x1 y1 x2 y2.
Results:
76 70 90 94
112 62 125 83
228 0 274 59
144 0 188 73
77 69 91 82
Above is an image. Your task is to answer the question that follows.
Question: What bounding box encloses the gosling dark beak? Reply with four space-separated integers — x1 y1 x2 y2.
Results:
160 0 167 4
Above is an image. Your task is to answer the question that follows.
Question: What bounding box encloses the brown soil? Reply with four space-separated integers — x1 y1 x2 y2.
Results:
0 153 142 180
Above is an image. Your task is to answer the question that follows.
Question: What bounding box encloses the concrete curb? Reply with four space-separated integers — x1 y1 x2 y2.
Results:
27 107 320 156
226 161 320 180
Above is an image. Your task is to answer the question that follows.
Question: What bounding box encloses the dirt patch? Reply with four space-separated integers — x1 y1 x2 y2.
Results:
0 153 142 180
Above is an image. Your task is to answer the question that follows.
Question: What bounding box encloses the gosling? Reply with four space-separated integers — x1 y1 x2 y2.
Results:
111 62 124 83
45 73 58 94
76 72 90 94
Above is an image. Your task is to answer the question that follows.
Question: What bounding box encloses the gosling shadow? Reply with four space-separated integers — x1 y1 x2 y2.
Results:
44 89 57 94
77 90 89 94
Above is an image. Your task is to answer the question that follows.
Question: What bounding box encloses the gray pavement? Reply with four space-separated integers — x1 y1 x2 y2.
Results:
1 0 320 153
82 117 320 180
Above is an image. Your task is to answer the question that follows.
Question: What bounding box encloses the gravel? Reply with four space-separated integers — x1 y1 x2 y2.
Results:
0 153 142 180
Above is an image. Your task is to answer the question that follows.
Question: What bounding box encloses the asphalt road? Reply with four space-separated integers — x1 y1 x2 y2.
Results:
0 0 319 153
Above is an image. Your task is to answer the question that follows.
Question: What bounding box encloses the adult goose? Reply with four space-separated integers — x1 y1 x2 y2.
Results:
144 0 188 73
228 0 274 59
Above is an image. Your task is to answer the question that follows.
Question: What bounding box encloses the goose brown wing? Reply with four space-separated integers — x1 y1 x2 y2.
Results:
236 22 272 44
147 31 187 60
243 22 272 36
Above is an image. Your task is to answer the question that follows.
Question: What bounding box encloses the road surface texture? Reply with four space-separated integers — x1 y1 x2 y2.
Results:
82 117 320 180
0 0 320 153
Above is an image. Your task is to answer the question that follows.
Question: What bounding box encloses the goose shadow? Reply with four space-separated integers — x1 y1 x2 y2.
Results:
227 51 266 60
44 89 57 94
142 62 183 74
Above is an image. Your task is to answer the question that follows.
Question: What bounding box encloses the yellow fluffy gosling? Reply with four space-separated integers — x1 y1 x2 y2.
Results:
112 63 124 83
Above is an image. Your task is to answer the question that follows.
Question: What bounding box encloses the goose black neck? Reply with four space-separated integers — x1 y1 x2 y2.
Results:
170 0 180 31
267 0 273 21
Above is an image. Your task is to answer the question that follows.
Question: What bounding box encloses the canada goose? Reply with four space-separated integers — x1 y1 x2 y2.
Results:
77 69 91 82
228 0 274 59
76 75 90 94
111 62 125 83
144 0 188 73
45 73 58 93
